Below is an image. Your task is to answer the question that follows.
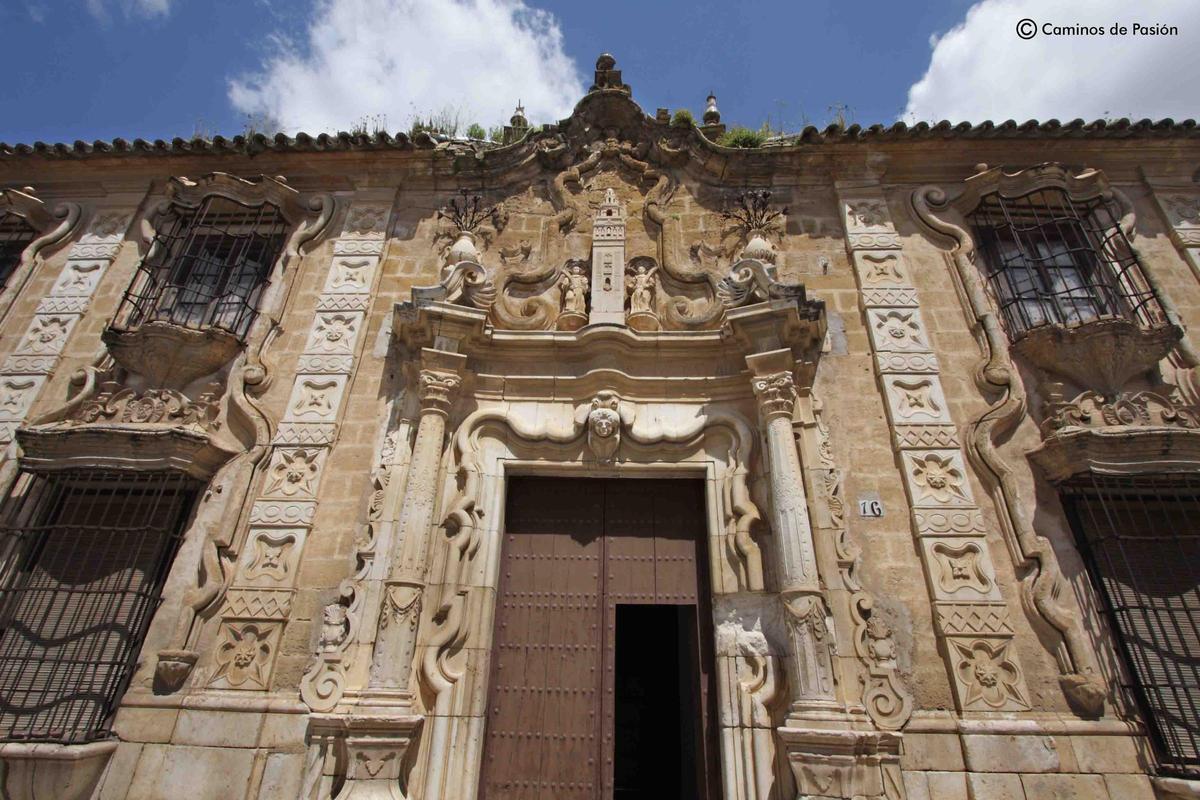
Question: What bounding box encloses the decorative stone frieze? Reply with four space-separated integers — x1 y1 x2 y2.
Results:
203 199 390 693
841 188 1030 714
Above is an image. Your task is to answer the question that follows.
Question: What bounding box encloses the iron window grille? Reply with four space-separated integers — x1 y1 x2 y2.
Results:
0 213 38 290
968 188 1166 339
1060 473 1200 777
112 195 289 340
0 470 200 743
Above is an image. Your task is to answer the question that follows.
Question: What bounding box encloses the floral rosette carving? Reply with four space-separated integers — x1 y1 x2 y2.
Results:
211 623 275 689
910 453 969 504
952 639 1028 710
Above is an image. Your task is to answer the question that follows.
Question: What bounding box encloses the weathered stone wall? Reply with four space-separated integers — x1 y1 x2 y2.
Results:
0 99 1197 800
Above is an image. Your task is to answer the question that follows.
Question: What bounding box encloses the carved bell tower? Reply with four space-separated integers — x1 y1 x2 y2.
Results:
590 188 626 325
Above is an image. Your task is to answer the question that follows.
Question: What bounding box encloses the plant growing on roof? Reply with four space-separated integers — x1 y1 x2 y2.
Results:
716 126 766 148
671 109 694 127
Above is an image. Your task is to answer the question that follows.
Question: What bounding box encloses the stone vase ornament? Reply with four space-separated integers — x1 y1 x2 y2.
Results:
446 230 480 267
741 227 777 263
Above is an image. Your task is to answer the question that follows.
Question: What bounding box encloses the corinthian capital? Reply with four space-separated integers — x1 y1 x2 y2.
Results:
752 370 796 421
418 369 462 416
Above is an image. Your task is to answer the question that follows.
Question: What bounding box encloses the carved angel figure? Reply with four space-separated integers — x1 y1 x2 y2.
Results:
626 262 658 315
559 262 589 315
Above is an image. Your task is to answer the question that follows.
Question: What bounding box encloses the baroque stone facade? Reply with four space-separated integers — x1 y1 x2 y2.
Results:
0 55 1197 800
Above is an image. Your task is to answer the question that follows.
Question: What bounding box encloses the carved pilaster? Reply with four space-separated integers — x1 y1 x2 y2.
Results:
748 350 817 593
369 350 465 694
841 187 1029 714
746 349 835 719
192 199 386 695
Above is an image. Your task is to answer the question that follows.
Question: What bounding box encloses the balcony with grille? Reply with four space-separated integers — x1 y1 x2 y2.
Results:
968 187 1181 397
913 164 1200 482
103 194 288 390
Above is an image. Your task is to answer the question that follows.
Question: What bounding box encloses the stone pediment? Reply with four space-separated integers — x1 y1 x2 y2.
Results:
392 295 825 401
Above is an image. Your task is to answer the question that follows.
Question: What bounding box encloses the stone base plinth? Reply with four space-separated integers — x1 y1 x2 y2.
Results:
626 310 660 331
0 739 118 800
777 726 903 800
556 311 586 331
308 711 423 800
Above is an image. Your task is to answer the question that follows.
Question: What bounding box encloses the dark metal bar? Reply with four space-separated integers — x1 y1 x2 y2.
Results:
969 189 1164 340
112 196 288 341
0 213 38 289
1061 473 1200 777
0 470 200 743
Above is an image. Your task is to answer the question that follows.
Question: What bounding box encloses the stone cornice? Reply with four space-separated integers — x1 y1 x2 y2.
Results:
5 117 1196 163
393 299 824 400
1029 426 1200 482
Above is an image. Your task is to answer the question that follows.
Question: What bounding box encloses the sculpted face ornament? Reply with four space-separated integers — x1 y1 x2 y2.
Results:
580 390 633 462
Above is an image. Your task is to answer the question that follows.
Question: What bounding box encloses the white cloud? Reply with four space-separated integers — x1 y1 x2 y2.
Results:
905 0 1200 123
228 0 585 134
85 0 171 21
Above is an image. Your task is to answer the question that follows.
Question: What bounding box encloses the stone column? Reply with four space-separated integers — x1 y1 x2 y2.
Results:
369 349 465 692
746 348 836 709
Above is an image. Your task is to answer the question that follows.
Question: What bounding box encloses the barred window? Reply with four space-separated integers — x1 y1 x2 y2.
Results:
969 188 1165 338
1061 474 1200 777
0 470 199 743
0 213 38 290
114 196 288 340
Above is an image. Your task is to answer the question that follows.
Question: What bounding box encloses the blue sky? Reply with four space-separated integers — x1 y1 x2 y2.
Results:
1 0 1197 144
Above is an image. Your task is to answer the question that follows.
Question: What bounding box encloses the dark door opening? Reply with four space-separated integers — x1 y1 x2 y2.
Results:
614 604 701 800
480 477 721 800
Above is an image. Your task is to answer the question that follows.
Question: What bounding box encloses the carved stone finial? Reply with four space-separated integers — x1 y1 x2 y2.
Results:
510 101 528 129
723 189 786 263
704 93 721 125
438 189 497 265
590 52 630 94
503 101 531 145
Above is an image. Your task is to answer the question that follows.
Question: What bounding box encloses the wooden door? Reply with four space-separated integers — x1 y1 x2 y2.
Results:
480 478 719 800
